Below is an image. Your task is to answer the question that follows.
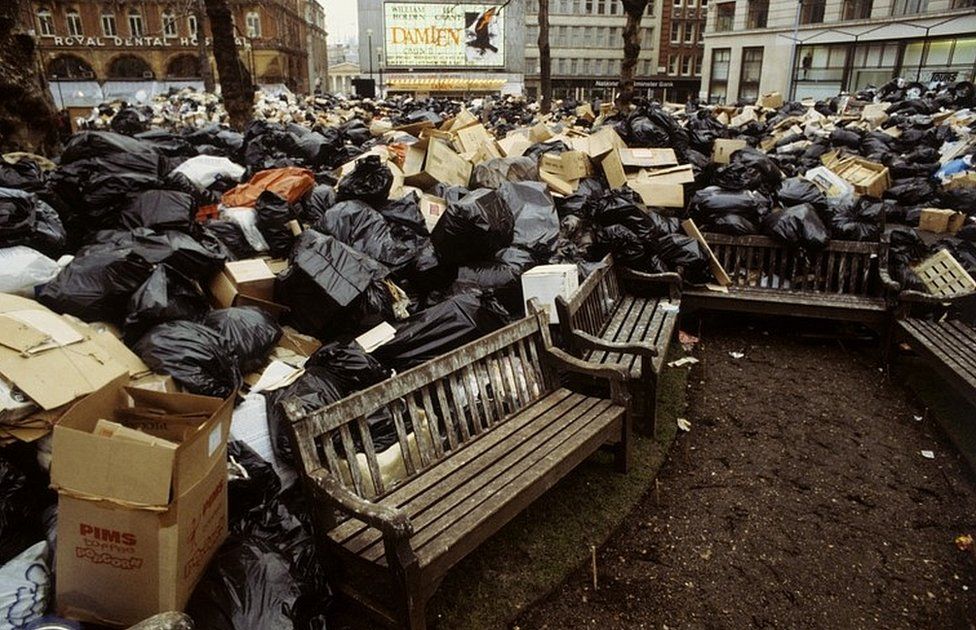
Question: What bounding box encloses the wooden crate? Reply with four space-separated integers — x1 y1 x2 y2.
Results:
913 249 976 298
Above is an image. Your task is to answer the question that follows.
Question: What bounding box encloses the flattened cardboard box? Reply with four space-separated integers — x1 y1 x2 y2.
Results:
52 378 234 627
712 139 748 165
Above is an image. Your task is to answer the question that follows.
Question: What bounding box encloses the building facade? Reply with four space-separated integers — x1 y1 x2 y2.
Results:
523 0 667 102
30 0 327 109
658 0 707 101
700 0 976 103
306 0 329 92
357 0 525 97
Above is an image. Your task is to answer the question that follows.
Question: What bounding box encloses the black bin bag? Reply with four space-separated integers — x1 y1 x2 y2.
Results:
313 199 416 274
255 190 296 259
265 367 343 465
831 200 883 242
431 188 515 265
761 203 830 252
372 292 510 372
652 233 710 283
306 340 392 395
201 307 283 373
120 189 195 233
498 181 560 256
134 320 243 398
336 155 393 206
453 246 536 315
776 177 828 216
275 230 392 339
123 265 210 344
0 187 68 257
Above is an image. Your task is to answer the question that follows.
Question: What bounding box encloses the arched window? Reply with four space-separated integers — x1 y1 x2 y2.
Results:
66 8 83 36
108 55 153 79
162 9 177 37
166 54 200 78
128 9 143 37
101 10 116 37
36 7 54 36
47 54 95 79
245 11 261 37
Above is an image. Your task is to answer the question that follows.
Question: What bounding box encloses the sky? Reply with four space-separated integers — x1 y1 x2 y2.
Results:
321 0 359 45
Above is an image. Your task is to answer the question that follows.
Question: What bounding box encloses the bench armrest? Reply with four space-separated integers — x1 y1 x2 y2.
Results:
308 468 414 540
877 266 901 293
618 267 683 286
569 328 659 358
544 346 630 381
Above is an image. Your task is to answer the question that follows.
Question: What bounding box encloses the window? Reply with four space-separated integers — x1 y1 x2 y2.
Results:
842 0 873 18
739 47 763 100
162 10 177 36
715 3 735 32
48 54 94 79
709 48 731 102
570 58 578 74
701 0 708 6
671 21 680 43
891 0 927 13
66 9 82 36
188 14 198 36
37 7 54 36
669 54 679 75
128 9 143 37
108 55 153 79
747 0 768 28
685 21 694 42
800 0 826 23
246 11 261 37
682 56 692 75
585 0 594 11
610 0 618 14
101 11 116 36
695 53 703 75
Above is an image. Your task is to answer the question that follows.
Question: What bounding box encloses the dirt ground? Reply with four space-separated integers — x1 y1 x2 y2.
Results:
516 319 976 630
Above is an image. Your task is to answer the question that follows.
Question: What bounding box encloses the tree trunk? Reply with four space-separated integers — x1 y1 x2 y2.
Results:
538 0 552 114
0 0 60 155
618 0 649 109
195 0 215 92
203 0 254 130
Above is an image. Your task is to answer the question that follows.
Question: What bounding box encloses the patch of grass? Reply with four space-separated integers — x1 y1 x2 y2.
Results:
427 351 689 629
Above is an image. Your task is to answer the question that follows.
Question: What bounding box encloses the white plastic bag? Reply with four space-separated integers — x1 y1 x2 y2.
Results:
172 155 245 189
219 207 270 253
0 247 61 297
0 541 51 630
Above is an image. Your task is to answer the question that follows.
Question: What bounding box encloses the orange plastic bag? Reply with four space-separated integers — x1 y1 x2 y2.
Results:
221 167 316 208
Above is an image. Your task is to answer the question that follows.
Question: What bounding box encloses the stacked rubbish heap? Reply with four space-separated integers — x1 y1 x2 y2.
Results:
0 77 974 628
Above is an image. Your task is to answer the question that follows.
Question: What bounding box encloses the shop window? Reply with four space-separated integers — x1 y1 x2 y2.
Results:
800 0 825 23
128 9 143 37
48 54 95 79
747 0 767 28
37 7 54 36
715 3 735 32
739 47 763 101
842 0 873 19
709 47 731 102
891 0 927 13
162 10 177 37
101 11 116 37
952 0 974 6
66 9 83 36
246 11 261 38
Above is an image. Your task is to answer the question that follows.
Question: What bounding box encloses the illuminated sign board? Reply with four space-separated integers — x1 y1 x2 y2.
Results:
384 3 504 67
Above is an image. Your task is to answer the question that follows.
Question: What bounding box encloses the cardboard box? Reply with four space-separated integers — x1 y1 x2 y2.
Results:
833 157 891 198
0 295 131 411
585 127 626 158
757 92 784 109
618 148 678 168
419 193 448 232
636 164 696 186
224 259 275 302
405 139 472 189
52 378 233 626
208 267 288 319
540 150 592 180
497 134 533 158
454 123 494 154
598 149 627 189
919 208 965 234
712 139 749 165
730 107 759 128
529 122 554 143
627 181 684 208
682 219 731 287
520 264 580 324
540 169 578 196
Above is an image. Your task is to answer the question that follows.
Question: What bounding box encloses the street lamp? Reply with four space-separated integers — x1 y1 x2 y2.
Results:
366 28 374 86
376 47 384 98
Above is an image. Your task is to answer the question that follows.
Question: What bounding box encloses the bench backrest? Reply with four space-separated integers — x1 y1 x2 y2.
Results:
705 234 883 296
555 255 620 340
284 309 556 500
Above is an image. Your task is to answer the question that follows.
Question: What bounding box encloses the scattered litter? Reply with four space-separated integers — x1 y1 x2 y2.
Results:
668 357 699 368
677 418 692 432
679 331 699 346
921 450 936 459
913 415 923 422
729 351 745 359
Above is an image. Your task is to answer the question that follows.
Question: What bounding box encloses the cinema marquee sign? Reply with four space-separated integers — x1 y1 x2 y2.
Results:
50 35 251 48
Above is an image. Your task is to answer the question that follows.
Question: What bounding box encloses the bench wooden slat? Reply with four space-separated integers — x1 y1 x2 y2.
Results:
921 321 976 373
419 386 445 460
601 296 648 369
391 402 418 477
406 393 434 468
357 396 617 564
331 390 583 546
357 416 385 497
339 423 366 497
433 379 459 452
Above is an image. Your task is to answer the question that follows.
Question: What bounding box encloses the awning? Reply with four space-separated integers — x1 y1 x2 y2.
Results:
386 77 507 92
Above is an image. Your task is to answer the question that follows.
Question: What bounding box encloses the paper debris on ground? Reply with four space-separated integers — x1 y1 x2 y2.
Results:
668 357 699 368
677 418 692 432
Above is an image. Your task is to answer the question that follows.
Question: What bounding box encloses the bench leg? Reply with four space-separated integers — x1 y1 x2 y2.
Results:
385 538 426 630
612 381 632 474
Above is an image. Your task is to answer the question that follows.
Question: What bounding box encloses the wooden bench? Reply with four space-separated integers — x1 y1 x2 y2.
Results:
283 306 631 630
682 233 899 325
894 289 976 407
555 255 681 435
